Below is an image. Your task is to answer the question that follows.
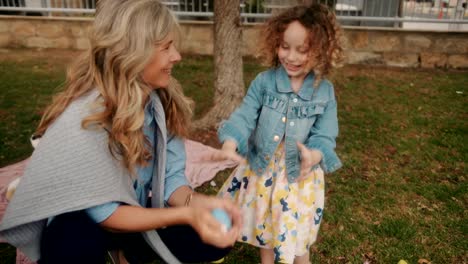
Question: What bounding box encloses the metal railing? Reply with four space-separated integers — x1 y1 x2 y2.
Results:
0 0 95 15
0 0 467 30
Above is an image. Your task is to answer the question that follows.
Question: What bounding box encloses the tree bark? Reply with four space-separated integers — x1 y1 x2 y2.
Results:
193 0 245 130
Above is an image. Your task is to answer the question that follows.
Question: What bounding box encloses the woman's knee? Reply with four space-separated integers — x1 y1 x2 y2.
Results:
157 225 233 263
40 211 109 264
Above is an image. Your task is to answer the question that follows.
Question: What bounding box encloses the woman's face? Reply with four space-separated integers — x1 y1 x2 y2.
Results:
142 33 181 88
277 20 312 81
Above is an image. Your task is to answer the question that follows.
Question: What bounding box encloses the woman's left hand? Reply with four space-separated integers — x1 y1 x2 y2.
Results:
191 194 243 240
296 142 322 181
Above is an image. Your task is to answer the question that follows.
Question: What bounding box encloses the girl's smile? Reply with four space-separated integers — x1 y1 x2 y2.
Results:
283 62 303 73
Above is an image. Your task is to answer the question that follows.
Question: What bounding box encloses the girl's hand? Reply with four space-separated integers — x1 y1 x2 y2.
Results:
190 194 242 247
207 148 245 164
296 142 322 181
203 140 245 163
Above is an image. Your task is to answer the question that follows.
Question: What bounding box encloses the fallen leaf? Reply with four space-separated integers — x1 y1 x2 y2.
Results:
385 145 397 156
418 259 432 264
363 252 377 264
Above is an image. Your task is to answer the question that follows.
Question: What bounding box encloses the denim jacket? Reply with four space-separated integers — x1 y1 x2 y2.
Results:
218 65 342 183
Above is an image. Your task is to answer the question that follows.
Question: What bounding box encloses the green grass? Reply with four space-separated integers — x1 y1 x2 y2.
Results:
0 50 467 263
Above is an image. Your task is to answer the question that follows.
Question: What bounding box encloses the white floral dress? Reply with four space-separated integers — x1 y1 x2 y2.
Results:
218 142 325 263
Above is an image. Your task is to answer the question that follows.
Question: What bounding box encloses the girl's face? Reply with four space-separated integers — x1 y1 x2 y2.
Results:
142 32 181 89
277 21 312 81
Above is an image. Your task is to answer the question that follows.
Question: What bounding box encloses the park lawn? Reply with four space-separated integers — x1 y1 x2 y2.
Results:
0 50 466 264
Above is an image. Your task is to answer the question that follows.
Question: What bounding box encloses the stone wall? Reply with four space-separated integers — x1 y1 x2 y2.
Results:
344 28 468 68
1 15 467 68
0 16 91 50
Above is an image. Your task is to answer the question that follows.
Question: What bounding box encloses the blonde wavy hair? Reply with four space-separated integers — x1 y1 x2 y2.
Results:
259 3 344 86
36 0 193 174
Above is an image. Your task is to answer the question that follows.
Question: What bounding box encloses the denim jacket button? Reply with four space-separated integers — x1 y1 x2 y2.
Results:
282 116 286 123
273 135 280 142
293 98 298 103
265 155 270 160
290 121 295 126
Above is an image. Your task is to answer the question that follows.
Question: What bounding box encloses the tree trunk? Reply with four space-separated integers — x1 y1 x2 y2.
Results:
193 0 244 130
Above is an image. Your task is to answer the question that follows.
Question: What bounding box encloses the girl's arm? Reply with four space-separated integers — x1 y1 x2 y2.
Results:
218 73 265 155
304 83 342 173
296 142 323 180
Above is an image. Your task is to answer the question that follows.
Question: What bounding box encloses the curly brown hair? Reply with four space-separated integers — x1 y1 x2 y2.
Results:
259 3 344 86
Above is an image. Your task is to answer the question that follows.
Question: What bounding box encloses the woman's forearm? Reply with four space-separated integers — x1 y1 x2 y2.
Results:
100 205 193 232
167 185 193 207
167 186 212 209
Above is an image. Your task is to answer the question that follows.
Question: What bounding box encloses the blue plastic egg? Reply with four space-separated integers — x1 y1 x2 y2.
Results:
211 208 232 231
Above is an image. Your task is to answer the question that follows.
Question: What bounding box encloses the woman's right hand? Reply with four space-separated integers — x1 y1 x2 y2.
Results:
188 206 239 248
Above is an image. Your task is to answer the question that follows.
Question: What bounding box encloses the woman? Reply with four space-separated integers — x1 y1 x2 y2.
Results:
0 0 241 263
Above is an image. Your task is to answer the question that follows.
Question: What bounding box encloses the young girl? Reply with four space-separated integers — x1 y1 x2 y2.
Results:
217 4 344 264
0 1 241 263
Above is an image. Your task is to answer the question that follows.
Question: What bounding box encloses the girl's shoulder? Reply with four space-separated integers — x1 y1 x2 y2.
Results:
317 78 334 91
315 78 337 99
258 67 277 81
250 68 277 89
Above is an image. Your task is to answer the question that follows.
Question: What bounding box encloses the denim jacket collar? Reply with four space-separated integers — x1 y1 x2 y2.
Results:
275 65 315 101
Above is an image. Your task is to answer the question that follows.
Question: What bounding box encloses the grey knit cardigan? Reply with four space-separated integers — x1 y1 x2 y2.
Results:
0 90 181 264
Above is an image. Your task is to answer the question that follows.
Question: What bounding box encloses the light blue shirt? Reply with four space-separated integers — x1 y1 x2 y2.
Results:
86 92 189 223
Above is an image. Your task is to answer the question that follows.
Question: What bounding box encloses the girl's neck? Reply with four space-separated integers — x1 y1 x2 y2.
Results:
290 75 306 94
